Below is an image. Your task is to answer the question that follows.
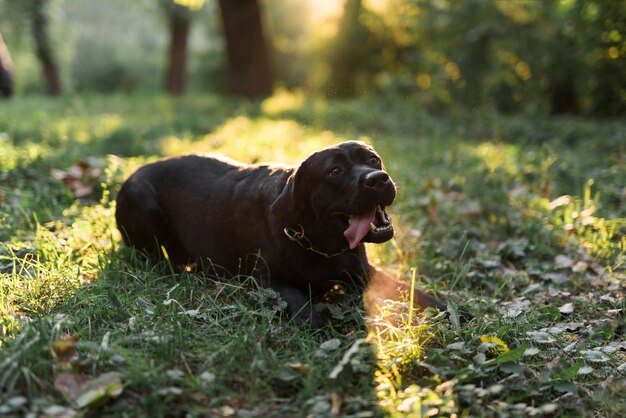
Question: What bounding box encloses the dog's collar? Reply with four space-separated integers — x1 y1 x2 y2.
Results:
283 224 349 258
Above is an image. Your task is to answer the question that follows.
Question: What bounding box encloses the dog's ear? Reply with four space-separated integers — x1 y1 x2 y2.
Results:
270 169 300 223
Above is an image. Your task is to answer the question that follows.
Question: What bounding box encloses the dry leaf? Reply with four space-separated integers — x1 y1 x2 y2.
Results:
287 362 308 375
581 350 611 363
559 303 574 315
51 160 102 199
75 371 124 408
51 335 79 369
527 331 556 344
544 273 569 284
572 261 588 273
524 347 540 356
555 255 574 269
54 372 91 400
331 392 343 415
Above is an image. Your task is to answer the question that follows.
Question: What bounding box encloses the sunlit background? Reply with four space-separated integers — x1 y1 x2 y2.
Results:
0 0 624 115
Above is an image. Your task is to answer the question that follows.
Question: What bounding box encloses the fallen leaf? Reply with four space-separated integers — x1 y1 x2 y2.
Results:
554 381 578 394
581 350 611 363
543 273 569 284
548 322 584 334
276 368 300 383
539 403 559 413
287 362 308 375
555 255 574 269
320 339 341 351
75 371 124 408
524 347 540 356
397 394 420 412
600 294 618 304
42 405 77 418
521 283 543 295
549 195 571 210
577 366 593 375
447 341 466 351
166 369 185 382
330 392 343 415
487 384 504 395
156 387 183 396
199 371 215 383
51 335 79 369
600 341 626 352
564 341 579 352
559 303 574 314
572 261 588 273
51 160 102 199
54 373 91 400
500 298 531 319
328 338 365 382
221 406 236 416
527 331 556 344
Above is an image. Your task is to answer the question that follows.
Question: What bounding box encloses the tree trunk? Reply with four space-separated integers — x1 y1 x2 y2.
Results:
165 15 190 96
0 33 14 98
32 0 61 96
218 0 273 98
550 80 579 115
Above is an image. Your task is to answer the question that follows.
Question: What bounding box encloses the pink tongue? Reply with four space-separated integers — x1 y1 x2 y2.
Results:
344 208 376 249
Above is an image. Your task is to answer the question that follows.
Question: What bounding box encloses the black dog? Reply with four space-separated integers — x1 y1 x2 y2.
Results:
116 141 444 327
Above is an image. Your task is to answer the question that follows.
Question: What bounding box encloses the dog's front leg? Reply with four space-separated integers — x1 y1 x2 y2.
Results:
270 282 322 329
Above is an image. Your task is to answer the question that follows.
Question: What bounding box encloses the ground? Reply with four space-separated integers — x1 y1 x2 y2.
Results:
0 92 625 417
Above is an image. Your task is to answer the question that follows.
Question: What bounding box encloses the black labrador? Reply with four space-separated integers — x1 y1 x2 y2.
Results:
116 141 444 327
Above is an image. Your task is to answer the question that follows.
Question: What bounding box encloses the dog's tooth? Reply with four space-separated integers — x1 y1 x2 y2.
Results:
370 222 376 231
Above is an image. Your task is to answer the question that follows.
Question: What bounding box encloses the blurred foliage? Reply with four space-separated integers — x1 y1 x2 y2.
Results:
0 0 222 94
325 0 626 115
0 0 624 114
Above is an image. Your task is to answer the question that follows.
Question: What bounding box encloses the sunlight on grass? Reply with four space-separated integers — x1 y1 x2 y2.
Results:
370 307 457 417
261 89 306 116
366 269 458 416
93 114 124 142
473 142 522 176
0 187 118 340
548 189 626 266
160 116 340 163
471 141 624 267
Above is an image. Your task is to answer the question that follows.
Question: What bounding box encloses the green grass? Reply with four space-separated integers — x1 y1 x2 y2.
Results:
1 92 625 417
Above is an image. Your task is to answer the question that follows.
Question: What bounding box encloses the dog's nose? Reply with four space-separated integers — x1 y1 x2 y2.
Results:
364 171 390 189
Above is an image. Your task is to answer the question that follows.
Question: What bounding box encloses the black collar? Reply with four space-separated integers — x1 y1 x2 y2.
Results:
283 224 350 258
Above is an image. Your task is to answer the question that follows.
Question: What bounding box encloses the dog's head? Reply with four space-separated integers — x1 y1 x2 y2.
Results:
271 141 396 252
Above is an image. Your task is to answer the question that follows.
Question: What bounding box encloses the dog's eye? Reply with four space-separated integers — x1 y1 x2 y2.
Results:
368 156 380 165
329 167 343 177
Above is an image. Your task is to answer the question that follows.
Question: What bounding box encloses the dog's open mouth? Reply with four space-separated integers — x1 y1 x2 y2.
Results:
343 205 393 249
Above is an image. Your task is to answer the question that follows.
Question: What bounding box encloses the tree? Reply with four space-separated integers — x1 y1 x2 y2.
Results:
31 0 61 95
218 0 273 97
162 0 204 96
0 33 13 98
1 0 62 95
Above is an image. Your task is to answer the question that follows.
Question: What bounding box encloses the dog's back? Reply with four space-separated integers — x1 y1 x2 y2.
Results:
116 154 291 269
